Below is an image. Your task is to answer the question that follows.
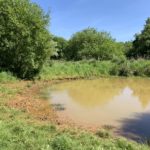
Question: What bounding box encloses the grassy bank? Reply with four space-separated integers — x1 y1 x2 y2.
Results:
0 60 150 149
1 59 150 81
0 119 149 150
39 59 150 80
0 81 149 150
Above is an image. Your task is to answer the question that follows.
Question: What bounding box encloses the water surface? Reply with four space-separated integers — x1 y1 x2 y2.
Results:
49 78 150 141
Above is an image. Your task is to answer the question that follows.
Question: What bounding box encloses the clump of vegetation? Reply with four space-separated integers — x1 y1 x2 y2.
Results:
0 72 17 83
0 0 56 79
96 129 111 138
65 28 125 60
51 134 75 150
130 59 150 76
38 60 150 80
52 36 68 59
128 18 150 59
38 60 114 80
111 58 133 76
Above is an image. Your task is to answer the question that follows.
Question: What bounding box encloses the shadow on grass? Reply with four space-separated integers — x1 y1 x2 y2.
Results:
116 112 150 143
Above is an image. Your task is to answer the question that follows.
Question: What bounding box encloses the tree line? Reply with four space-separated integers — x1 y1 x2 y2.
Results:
0 0 150 79
53 19 150 61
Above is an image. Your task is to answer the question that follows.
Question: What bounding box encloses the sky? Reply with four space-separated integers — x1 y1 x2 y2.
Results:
31 0 150 42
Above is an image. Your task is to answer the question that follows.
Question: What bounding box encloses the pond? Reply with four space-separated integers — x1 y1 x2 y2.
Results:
49 78 150 141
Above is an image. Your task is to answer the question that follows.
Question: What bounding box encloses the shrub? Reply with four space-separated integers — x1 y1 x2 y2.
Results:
118 61 132 76
130 59 150 77
0 0 55 79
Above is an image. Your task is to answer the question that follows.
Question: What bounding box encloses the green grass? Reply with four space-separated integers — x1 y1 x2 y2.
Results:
38 60 115 80
38 59 150 80
0 60 150 149
1 96 148 150
1 59 150 81
0 86 149 150
0 72 17 83
0 103 149 150
0 84 20 106
0 117 149 150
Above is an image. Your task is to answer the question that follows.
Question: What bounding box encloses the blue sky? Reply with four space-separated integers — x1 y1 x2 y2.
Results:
32 0 150 42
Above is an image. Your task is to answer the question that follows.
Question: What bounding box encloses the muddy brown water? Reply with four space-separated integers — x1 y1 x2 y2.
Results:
48 78 150 141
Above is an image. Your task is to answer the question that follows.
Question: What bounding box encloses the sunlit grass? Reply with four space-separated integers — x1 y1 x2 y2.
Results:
39 60 114 80
39 60 150 80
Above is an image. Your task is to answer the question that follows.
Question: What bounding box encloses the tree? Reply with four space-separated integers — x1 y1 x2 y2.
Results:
52 36 68 59
0 0 55 79
123 41 133 58
131 18 150 59
66 28 125 60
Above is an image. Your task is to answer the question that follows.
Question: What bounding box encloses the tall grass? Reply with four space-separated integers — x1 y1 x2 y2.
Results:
1 60 150 81
111 59 150 77
39 60 114 80
39 59 150 80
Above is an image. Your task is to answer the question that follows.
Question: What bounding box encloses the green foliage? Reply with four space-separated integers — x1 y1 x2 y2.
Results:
0 72 17 83
111 59 150 77
112 59 133 76
52 36 68 59
124 41 133 57
39 60 150 80
130 59 150 76
0 0 55 79
130 18 150 59
39 60 114 80
66 28 125 60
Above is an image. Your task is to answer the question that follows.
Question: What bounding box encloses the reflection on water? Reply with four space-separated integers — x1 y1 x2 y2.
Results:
49 78 150 141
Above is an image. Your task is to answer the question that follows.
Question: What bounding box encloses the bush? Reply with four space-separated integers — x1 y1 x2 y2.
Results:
117 61 133 76
0 0 55 79
130 59 150 77
110 59 132 76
